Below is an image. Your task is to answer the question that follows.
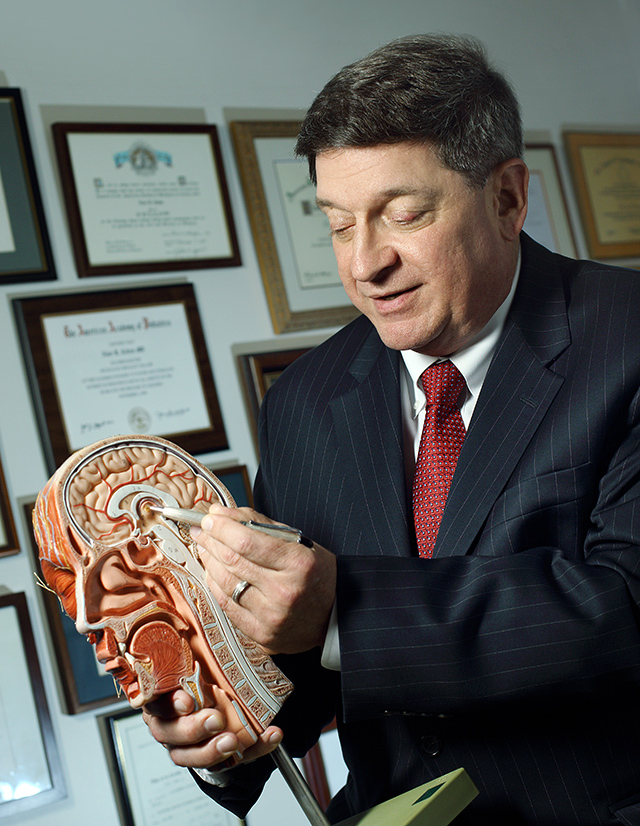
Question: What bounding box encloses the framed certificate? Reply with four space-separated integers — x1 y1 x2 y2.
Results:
230 120 359 333
52 122 241 277
0 591 65 817
22 499 124 713
564 131 640 259
0 88 56 284
99 707 244 826
522 144 577 257
13 282 228 473
0 451 19 557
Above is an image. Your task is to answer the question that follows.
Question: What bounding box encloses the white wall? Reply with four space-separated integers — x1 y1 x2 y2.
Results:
0 1 639 825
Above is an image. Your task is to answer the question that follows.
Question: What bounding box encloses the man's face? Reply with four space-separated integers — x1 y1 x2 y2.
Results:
316 142 526 356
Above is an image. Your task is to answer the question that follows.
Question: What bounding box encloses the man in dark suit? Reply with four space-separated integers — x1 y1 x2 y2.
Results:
144 35 640 824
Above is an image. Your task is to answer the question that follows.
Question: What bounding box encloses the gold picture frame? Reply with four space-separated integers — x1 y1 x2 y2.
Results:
564 131 640 259
230 120 358 334
234 335 327 452
522 144 577 257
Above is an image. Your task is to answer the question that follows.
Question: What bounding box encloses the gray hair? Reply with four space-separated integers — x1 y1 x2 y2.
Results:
296 34 523 189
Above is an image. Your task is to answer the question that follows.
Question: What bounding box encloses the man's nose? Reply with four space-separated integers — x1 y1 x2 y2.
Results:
350 226 398 282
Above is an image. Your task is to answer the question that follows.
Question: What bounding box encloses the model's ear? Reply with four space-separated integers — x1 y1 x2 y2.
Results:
491 158 528 241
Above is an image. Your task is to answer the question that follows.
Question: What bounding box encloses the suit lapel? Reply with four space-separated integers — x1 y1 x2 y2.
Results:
329 328 413 556
434 236 572 557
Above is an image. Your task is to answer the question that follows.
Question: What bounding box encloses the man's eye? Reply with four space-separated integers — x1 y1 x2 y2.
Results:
330 225 353 239
394 212 423 225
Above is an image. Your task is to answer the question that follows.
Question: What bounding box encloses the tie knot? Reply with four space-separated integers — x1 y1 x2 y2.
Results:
421 361 465 408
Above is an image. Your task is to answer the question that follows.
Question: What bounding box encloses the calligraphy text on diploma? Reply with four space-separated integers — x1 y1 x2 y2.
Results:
580 146 640 245
42 303 211 450
67 132 233 266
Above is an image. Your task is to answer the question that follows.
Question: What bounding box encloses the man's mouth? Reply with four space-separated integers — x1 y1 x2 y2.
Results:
369 285 418 302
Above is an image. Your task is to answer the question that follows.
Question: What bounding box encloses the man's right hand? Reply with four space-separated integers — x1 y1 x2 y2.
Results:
142 689 284 770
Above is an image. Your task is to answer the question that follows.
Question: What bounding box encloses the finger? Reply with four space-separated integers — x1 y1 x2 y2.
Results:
166 730 243 770
199 533 265 593
207 502 263 523
199 507 295 573
142 706 226 748
240 726 283 763
142 688 195 719
167 725 283 770
142 708 244 769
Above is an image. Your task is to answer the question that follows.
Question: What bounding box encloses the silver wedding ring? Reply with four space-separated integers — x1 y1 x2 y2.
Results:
231 579 251 604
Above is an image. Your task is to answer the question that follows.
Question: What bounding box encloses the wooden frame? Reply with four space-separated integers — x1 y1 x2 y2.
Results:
22 499 124 713
207 463 254 508
98 707 244 826
0 451 19 557
0 88 56 284
0 591 65 816
230 120 358 333
235 341 318 451
564 131 640 259
522 143 577 257
13 282 228 474
52 122 241 277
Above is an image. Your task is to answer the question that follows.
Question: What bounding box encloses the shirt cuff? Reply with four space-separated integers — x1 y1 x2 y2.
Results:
321 600 341 671
192 766 232 787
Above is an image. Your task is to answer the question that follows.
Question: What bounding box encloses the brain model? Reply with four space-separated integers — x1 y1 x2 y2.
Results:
33 435 293 763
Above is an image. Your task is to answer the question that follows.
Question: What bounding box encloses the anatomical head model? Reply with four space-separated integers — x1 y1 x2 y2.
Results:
33 435 293 763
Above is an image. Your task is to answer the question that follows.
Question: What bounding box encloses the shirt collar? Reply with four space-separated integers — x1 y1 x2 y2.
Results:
401 250 521 420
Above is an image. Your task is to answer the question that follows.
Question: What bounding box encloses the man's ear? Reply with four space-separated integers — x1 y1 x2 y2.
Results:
491 158 529 241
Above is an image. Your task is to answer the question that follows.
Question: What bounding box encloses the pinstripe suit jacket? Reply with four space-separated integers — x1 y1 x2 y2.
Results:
202 235 640 825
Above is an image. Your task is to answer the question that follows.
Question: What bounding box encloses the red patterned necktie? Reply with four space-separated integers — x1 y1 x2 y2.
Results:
412 361 466 558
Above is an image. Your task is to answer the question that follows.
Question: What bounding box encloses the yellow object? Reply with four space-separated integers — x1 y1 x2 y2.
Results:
336 768 478 826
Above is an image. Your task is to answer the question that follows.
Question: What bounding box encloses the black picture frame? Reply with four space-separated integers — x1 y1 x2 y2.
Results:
13 282 228 474
0 591 66 815
52 122 241 277
207 463 254 508
0 450 19 557
0 88 56 284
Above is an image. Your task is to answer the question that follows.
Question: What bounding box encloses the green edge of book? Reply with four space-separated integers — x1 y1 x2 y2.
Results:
336 768 478 826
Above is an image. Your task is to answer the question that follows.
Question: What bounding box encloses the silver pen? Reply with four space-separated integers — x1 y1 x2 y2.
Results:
146 505 313 546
